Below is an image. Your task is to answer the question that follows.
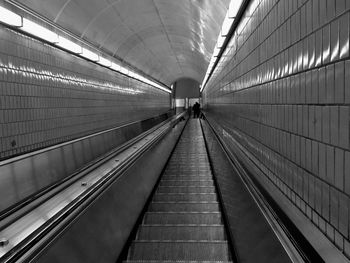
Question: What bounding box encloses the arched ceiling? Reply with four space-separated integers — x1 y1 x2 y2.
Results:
12 0 230 86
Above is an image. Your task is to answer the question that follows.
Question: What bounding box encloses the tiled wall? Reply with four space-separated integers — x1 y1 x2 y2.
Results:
203 0 350 258
0 26 170 161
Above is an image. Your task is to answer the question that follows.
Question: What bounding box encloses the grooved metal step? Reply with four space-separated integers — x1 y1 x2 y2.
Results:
137 225 226 240
166 166 210 169
160 180 214 187
165 169 211 174
166 166 210 171
124 120 232 262
153 193 217 202
148 202 220 212
128 241 231 261
166 160 209 164
157 186 215 194
124 261 233 263
143 212 222 224
162 174 213 180
166 165 210 169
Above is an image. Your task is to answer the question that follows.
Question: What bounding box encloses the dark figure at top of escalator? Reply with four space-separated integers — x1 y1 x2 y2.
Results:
192 102 200 118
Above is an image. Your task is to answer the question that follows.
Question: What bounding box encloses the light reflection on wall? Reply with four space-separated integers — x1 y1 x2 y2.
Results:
0 60 145 95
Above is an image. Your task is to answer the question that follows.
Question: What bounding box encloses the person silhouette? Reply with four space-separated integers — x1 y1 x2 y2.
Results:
192 102 200 118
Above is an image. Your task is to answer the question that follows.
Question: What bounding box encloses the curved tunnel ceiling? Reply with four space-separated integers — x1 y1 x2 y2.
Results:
11 0 230 86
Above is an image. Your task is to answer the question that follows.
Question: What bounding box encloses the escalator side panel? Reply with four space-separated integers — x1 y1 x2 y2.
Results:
0 112 173 215
201 120 292 263
33 120 186 263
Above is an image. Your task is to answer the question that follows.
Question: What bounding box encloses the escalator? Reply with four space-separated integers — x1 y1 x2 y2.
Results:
0 115 334 262
123 119 233 262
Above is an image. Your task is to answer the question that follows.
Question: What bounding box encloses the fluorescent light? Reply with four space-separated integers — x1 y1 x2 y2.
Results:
22 18 58 43
98 57 111 67
228 0 243 18
200 83 206 92
120 66 129 75
201 73 209 90
0 6 171 94
221 14 234 36
81 48 99 61
213 47 220 57
129 71 136 78
111 62 120 71
135 73 142 80
217 35 225 48
56 36 82 53
157 86 172 93
162 89 172 93
0 6 22 26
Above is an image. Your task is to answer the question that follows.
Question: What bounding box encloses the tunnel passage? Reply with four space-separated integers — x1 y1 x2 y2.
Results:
0 0 349 262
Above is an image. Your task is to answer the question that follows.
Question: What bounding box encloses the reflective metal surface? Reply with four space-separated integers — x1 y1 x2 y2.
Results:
34 113 187 263
0 112 186 262
10 0 230 85
0 112 171 214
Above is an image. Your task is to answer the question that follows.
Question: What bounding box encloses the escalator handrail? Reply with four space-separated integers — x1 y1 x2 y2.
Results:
0 112 179 225
201 113 307 263
0 112 186 263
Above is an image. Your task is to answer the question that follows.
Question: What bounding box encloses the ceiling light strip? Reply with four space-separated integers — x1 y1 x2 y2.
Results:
0 4 171 94
0 5 21 26
200 0 248 92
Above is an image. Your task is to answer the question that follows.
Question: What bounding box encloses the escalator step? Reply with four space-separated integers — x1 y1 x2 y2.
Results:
137 225 226 240
171 152 207 154
153 193 217 202
165 172 211 175
157 186 215 194
127 241 231 261
143 212 222 224
160 180 214 187
167 160 209 164
148 202 220 212
166 164 210 169
122 120 233 262
167 159 209 163
164 170 211 174
124 261 233 263
125 261 233 263
162 174 212 180
167 163 209 166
